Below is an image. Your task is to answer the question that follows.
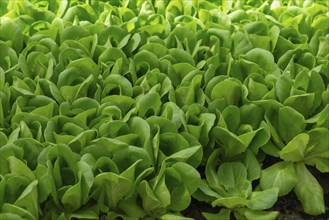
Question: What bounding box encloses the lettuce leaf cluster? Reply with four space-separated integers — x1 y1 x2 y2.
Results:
0 0 328 219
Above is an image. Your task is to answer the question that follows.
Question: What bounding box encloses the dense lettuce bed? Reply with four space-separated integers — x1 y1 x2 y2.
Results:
0 0 328 219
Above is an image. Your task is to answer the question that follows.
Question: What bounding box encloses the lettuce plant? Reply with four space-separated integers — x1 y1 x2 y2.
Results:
194 149 279 220
0 0 328 219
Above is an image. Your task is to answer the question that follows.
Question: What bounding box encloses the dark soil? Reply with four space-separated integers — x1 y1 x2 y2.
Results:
181 198 219 220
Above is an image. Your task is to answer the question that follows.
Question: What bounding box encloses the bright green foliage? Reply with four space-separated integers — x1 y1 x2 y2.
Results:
0 0 328 219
